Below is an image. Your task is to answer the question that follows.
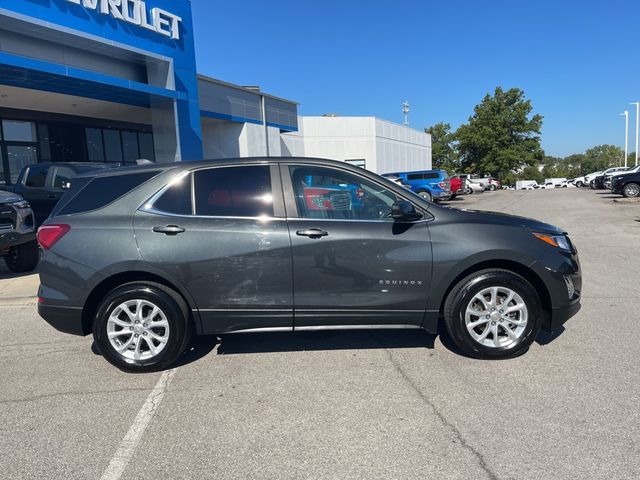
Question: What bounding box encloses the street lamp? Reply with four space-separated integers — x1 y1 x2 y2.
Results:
631 102 640 166
619 110 629 167
402 101 410 126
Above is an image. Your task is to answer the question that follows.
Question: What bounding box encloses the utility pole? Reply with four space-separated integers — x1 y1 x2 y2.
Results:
631 102 640 166
620 111 629 167
402 101 410 126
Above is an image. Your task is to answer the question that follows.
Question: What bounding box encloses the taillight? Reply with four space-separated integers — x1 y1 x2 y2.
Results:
37 224 71 250
438 181 447 189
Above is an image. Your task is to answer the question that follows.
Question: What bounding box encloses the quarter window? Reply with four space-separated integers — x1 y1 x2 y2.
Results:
53 167 77 190
193 166 273 217
290 166 399 220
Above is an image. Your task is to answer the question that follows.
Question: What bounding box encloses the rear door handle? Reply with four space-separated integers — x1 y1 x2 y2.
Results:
296 228 328 238
152 225 186 235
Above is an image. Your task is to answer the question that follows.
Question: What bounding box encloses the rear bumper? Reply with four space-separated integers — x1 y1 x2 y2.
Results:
38 303 88 336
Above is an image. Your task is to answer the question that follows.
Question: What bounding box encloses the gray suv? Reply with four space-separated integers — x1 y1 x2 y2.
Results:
37 158 582 372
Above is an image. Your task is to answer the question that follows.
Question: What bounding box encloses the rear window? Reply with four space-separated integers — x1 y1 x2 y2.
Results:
193 166 273 217
57 171 158 216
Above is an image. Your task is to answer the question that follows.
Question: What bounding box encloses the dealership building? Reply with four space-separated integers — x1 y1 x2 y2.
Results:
0 0 430 185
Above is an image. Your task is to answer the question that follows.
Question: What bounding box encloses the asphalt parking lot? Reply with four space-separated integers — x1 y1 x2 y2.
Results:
1 188 639 480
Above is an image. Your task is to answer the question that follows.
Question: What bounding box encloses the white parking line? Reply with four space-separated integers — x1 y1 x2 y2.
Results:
100 368 177 480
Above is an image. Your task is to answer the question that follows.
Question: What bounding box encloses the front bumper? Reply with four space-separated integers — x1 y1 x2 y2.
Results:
532 248 582 332
0 230 36 250
611 180 623 194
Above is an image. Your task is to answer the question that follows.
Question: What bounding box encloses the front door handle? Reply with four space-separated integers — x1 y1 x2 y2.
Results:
296 228 328 238
152 225 186 235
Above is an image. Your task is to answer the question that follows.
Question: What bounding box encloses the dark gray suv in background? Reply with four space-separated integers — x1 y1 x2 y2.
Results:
37 158 581 372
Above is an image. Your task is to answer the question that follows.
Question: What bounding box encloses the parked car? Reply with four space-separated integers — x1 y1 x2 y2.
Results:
516 180 538 190
9 162 116 227
572 171 602 188
590 167 627 190
544 178 568 188
382 169 451 202
460 174 499 191
610 169 640 197
465 180 485 194
449 176 464 199
0 190 39 272
603 166 639 189
37 157 582 372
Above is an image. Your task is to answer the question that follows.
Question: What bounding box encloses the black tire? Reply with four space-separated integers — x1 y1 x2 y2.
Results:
466 188 473 194
576 181 584 188
589 180 596 189
93 282 191 373
622 182 640 198
417 190 433 202
4 240 39 273
489 185 496 191
443 269 542 359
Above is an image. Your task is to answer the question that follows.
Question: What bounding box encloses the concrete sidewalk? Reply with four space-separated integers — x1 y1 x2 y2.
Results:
0 263 38 305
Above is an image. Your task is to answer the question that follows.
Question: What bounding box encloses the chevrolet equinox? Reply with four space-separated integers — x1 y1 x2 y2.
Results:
37 158 581 372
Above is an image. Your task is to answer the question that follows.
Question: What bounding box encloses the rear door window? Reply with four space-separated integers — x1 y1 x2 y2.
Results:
24 165 50 188
151 173 193 216
193 166 273 217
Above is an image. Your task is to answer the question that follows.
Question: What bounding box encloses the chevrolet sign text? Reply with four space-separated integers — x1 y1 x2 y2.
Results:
66 0 182 40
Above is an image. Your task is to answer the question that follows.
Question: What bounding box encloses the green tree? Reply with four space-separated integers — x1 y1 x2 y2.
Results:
425 122 458 173
582 144 624 173
520 165 544 183
455 87 544 179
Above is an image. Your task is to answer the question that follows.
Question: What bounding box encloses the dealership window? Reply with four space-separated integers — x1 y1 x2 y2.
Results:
7 146 38 185
103 129 123 164
2 120 36 142
122 131 139 165
37 124 51 161
85 128 155 164
139 133 154 160
194 166 273 217
86 128 105 162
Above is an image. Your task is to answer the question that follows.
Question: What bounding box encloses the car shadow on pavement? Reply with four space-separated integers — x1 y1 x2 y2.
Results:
215 329 436 355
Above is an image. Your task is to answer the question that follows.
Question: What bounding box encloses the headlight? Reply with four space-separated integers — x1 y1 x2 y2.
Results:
11 201 30 209
532 232 573 252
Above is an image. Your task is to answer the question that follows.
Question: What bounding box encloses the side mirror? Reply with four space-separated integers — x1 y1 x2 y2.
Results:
391 201 422 221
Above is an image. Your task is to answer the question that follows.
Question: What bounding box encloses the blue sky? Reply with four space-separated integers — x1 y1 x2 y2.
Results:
191 0 640 157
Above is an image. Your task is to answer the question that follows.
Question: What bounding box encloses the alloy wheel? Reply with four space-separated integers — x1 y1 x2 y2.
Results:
624 183 640 197
107 299 170 361
464 286 528 348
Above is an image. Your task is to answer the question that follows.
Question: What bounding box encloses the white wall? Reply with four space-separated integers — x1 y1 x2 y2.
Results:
201 118 281 158
281 116 431 173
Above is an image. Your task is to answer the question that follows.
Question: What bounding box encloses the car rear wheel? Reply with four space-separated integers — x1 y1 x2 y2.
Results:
93 282 191 373
443 269 542 359
417 190 433 202
576 181 584 188
4 240 39 273
622 183 640 198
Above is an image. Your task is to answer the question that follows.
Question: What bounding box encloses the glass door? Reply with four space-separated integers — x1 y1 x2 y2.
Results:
0 119 39 185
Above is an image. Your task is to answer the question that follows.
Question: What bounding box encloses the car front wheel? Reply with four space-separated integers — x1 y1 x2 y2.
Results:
93 282 191 373
4 240 39 273
576 181 584 188
443 269 542 359
622 183 640 198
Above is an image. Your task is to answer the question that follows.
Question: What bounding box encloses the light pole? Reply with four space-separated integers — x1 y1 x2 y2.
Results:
631 102 640 166
402 101 410 126
620 110 629 167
